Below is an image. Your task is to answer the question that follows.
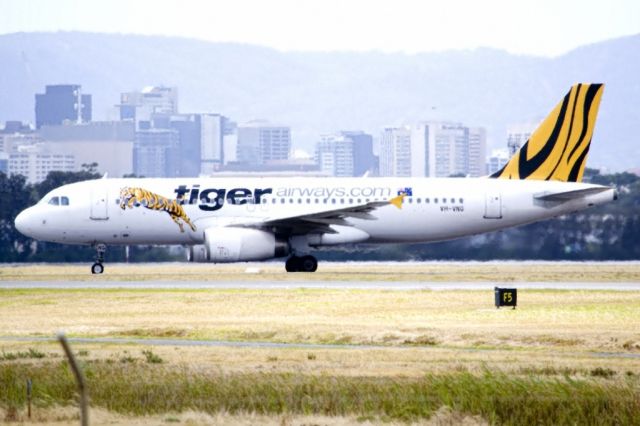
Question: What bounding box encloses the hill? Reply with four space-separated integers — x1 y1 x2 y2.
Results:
0 32 638 170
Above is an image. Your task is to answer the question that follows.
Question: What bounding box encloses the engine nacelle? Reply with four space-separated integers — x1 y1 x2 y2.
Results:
187 227 289 262
186 244 208 262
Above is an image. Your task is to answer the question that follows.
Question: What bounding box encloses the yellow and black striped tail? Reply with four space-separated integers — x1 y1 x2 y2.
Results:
490 83 604 182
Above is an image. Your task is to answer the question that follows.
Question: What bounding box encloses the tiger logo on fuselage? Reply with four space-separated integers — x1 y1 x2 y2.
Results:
119 187 196 233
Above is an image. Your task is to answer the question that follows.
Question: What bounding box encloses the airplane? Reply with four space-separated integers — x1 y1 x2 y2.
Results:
14 83 616 274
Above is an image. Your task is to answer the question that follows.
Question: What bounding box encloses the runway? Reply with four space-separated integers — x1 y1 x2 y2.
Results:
1 280 640 290
3 335 640 359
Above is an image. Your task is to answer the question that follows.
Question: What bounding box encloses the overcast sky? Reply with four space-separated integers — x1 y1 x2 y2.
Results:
1 0 639 56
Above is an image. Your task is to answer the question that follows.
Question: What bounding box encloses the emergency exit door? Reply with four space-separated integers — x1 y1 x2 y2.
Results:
90 187 109 220
484 192 502 219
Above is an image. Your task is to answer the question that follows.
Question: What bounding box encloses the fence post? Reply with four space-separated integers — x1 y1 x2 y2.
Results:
26 378 32 419
57 333 88 426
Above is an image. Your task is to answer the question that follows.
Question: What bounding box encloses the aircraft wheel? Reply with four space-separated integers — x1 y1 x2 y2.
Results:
285 256 301 272
300 255 318 273
91 262 104 274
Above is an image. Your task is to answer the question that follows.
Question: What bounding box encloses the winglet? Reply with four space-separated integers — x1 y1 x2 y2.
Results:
390 194 405 209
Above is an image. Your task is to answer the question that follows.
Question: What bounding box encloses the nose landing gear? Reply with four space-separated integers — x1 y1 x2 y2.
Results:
285 255 318 273
91 243 106 274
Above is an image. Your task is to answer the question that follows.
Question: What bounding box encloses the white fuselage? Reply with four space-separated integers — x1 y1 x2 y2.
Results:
15 177 615 251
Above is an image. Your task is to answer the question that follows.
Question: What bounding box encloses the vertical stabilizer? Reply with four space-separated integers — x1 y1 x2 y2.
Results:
491 83 604 182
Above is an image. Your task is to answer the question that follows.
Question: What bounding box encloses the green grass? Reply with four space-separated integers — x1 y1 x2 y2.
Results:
0 348 46 361
1 361 638 425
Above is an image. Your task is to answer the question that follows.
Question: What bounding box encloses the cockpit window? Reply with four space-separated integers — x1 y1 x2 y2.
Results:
47 196 69 206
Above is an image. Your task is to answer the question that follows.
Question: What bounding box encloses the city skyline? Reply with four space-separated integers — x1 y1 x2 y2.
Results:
1 83 496 182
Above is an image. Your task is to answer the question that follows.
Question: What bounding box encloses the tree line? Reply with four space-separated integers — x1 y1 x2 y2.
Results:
0 167 638 263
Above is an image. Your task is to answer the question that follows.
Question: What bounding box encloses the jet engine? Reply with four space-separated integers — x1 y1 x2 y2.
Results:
187 227 289 262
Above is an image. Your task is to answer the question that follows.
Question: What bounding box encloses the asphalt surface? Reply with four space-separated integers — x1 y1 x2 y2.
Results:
1 280 640 290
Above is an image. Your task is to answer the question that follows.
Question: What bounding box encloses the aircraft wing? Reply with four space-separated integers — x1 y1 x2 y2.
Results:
232 195 405 235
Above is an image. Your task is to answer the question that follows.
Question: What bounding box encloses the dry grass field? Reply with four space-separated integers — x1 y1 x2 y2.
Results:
1 262 639 424
1 261 640 282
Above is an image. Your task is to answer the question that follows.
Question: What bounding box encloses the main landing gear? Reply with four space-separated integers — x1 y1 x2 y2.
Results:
91 243 106 274
285 255 318 273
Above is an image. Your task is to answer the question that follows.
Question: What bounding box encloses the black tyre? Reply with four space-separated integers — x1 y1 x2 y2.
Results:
300 255 318 273
91 263 104 274
285 256 301 272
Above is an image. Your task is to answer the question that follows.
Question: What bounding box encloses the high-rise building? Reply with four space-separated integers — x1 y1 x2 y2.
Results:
236 121 290 165
340 131 375 176
0 153 8 174
486 149 510 175
39 121 135 177
35 85 91 129
133 129 180 177
429 122 469 177
315 135 354 177
117 86 178 130
380 122 486 177
199 114 226 175
506 122 538 155
380 127 412 177
168 114 201 177
467 127 487 177
9 144 75 183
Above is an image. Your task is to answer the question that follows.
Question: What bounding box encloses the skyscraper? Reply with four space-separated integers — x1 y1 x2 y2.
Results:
199 114 226 175
118 86 178 130
380 127 412 177
236 121 290 165
340 131 375 176
35 85 91 129
315 134 354 177
381 122 486 177
467 127 487 177
169 114 201 177
133 129 179 177
507 122 538 155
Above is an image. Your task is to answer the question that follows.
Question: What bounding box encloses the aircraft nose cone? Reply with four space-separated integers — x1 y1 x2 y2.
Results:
14 209 33 237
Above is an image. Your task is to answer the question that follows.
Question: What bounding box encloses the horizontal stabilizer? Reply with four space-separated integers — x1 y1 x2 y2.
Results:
534 187 609 201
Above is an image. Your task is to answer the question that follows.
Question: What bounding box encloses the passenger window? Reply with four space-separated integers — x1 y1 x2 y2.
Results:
451 198 455 203
61 196 69 206
459 198 464 203
417 198 421 203
434 198 438 204
426 198 430 203
48 196 60 206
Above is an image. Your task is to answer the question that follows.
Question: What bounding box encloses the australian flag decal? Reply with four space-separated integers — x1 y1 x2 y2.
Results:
397 187 413 196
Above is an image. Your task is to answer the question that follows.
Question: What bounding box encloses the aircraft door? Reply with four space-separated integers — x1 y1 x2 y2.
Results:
90 186 109 220
484 192 502 219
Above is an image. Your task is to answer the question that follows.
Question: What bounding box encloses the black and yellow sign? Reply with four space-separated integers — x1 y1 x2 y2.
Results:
494 287 517 309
